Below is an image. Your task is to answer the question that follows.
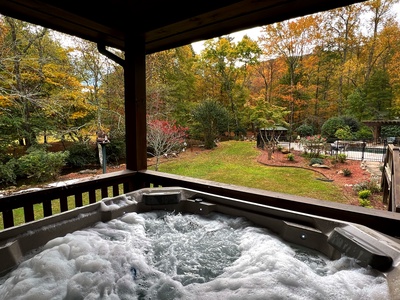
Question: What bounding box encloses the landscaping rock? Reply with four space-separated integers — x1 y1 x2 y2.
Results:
312 164 330 169
281 148 290 154
78 169 98 174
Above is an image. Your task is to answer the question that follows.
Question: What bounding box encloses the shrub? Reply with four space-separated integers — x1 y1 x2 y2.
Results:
106 135 127 165
321 117 346 139
341 115 360 132
192 100 230 149
0 144 10 162
66 142 96 168
335 126 353 140
353 180 381 194
321 116 360 140
300 135 326 157
381 125 400 138
0 159 17 185
358 189 372 208
337 153 347 163
17 149 69 183
296 124 314 137
358 189 371 199
342 168 352 177
309 157 324 165
355 126 373 141
359 198 372 207
330 157 337 165
287 153 294 161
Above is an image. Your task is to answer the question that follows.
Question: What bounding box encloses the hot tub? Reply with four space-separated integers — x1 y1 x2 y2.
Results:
0 187 399 299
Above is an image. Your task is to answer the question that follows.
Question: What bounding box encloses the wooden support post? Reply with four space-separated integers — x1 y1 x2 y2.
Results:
124 32 147 171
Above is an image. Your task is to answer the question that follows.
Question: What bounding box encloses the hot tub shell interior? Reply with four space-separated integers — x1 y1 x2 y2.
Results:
1 187 399 297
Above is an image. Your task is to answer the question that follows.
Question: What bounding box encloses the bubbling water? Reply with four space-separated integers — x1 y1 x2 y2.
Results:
0 211 390 300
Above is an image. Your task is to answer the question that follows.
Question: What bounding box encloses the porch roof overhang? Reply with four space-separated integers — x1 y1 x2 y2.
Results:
0 0 366 55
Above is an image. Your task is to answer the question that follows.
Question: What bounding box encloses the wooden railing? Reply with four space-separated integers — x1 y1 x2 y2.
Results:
1 169 400 237
0 170 138 229
382 144 400 212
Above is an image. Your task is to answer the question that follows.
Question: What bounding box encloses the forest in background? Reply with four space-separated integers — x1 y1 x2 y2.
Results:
0 0 400 185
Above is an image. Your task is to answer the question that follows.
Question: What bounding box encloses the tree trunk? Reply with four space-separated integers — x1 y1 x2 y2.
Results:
267 147 273 160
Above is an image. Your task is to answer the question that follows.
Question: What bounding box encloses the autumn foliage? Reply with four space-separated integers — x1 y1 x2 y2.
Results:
146 119 188 171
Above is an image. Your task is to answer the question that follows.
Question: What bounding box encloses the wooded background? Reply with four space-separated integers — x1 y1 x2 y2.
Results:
0 0 399 152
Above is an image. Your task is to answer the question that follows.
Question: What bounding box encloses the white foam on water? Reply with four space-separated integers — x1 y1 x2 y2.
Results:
100 195 136 211
0 211 390 300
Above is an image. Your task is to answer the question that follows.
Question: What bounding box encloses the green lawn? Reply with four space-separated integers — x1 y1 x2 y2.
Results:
151 140 346 203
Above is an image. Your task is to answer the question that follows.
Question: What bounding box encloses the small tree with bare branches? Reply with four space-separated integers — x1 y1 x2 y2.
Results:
147 119 187 171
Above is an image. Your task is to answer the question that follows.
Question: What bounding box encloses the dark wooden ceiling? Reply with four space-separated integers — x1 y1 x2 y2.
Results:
0 0 365 54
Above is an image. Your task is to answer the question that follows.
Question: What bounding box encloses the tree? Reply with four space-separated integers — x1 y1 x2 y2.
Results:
0 17 89 151
70 38 124 164
348 69 393 120
321 4 364 114
1 17 48 147
101 64 125 137
146 46 197 126
164 46 197 127
259 15 320 141
321 117 346 139
296 124 314 137
192 100 229 149
199 36 261 135
147 119 187 171
363 0 398 82
249 97 289 159
70 39 108 128
251 58 285 104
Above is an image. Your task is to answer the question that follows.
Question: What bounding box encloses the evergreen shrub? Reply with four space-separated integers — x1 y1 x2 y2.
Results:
0 159 17 185
66 142 96 168
17 149 69 183
309 157 324 165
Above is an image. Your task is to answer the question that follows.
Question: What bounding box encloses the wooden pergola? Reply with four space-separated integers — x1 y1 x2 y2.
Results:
257 126 288 148
0 1 399 236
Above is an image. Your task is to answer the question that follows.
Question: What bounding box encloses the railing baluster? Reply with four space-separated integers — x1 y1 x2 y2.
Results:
43 199 52 217
60 195 68 212
75 193 83 207
123 182 130 194
24 205 35 222
3 210 14 229
101 186 108 198
89 189 96 204
113 184 119 196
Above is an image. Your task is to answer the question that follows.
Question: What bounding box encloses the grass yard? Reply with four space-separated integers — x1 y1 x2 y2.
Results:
150 140 346 203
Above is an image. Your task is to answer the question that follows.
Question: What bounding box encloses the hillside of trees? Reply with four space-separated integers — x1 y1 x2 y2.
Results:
1 0 400 186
